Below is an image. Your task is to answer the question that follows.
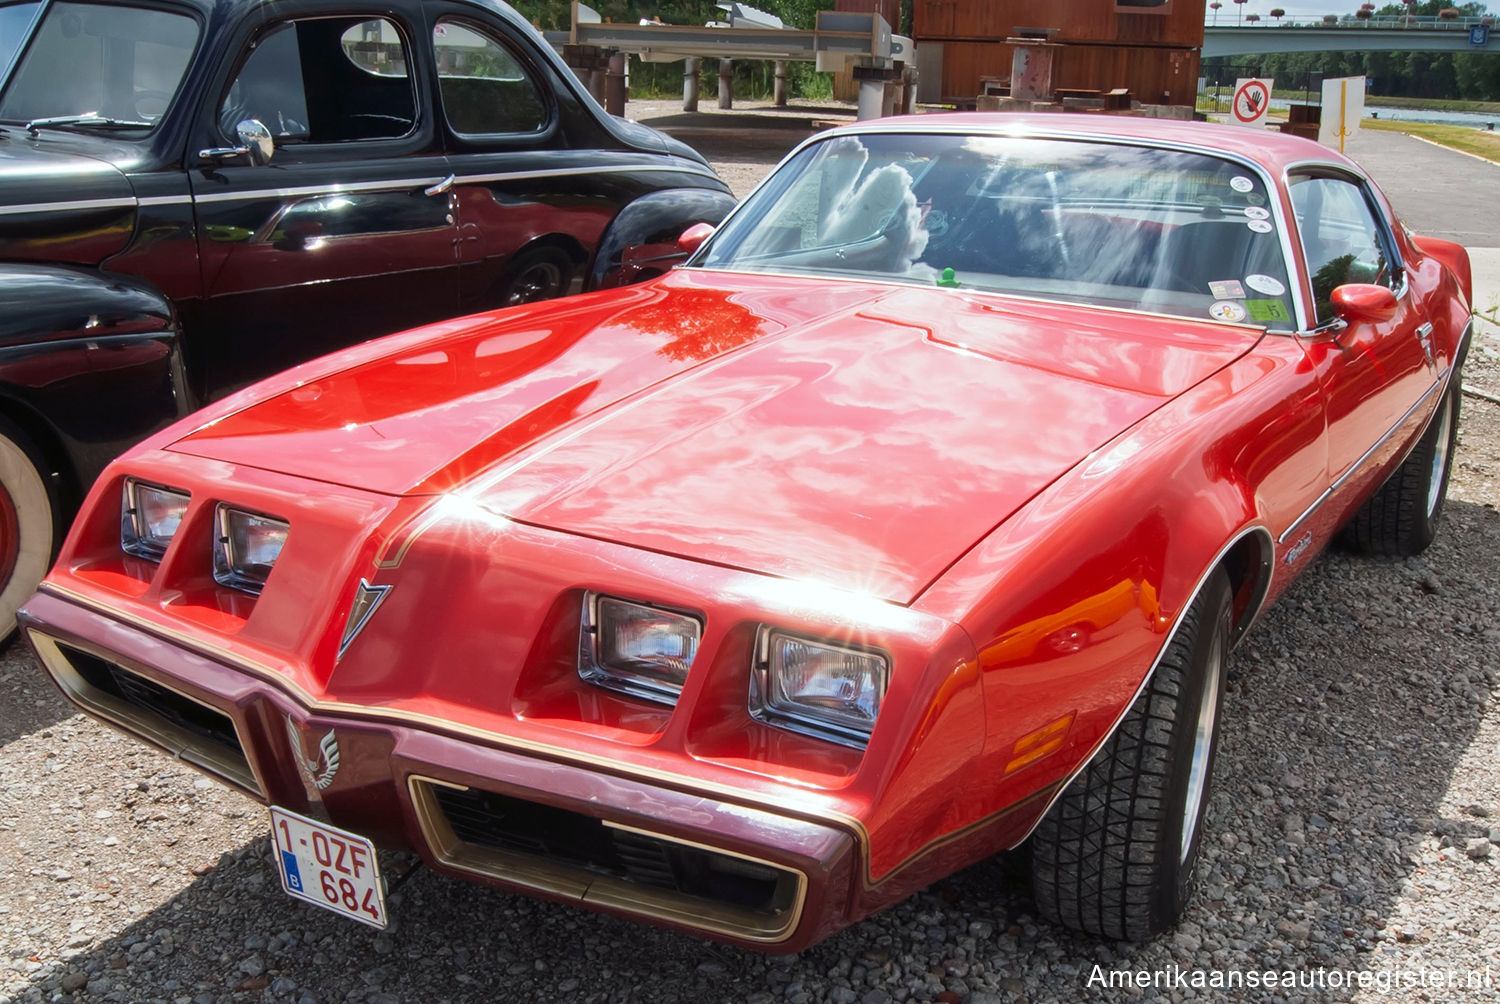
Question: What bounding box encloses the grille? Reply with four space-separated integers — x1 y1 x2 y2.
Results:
423 782 803 938
46 641 258 795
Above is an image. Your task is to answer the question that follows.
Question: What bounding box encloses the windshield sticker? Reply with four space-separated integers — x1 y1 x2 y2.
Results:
1209 279 1246 299
1230 176 1254 194
1245 273 1286 296
1243 206 1271 221
1245 298 1290 322
1209 300 1249 323
1246 220 1274 234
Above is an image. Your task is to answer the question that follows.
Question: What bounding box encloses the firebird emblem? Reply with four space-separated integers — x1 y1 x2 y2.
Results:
338 579 391 660
286 716 340 790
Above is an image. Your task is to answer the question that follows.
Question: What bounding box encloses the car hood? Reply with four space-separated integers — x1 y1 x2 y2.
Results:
0 136 137 264
168 271 1262 603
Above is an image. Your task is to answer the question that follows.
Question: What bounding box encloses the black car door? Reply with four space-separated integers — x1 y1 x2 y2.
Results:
184 4 459 399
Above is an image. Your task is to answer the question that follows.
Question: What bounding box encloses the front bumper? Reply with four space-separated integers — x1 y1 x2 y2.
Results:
20 589 858 951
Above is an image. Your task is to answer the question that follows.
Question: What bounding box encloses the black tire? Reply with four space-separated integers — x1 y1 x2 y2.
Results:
0 417 60 640
495 247 573 308
1339 379 1460 557
1029 568 1232 941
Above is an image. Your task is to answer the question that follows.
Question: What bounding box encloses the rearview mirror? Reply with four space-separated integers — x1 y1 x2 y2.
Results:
677 222 715 256
1330 284 1397 325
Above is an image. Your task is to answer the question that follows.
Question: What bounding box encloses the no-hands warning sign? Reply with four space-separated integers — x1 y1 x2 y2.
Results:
1231 78 1273 128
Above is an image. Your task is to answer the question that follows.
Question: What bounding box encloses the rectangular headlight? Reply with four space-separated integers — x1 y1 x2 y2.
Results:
579 594 701 705
750 628 888 748
213 505 288 595
120 479 190 561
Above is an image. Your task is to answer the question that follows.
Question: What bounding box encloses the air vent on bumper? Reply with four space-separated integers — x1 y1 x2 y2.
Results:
408 777 805 943
28 633 261 797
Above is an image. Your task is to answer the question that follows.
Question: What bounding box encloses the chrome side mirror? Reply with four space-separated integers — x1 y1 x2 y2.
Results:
235 119 274 166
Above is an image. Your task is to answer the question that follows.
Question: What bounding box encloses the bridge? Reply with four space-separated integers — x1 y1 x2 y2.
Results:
1203 15 1495 58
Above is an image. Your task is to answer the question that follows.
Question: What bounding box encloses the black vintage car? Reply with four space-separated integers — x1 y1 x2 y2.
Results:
0 0 735 634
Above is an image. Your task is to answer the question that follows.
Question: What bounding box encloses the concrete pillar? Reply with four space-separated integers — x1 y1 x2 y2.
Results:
718 59 733 109
773 61 787 107
683 57 699 112
857 78 884 120
605 52 626 116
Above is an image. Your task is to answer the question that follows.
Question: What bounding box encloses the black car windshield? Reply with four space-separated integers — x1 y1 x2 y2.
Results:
698 132 1298 330
0 1 198 129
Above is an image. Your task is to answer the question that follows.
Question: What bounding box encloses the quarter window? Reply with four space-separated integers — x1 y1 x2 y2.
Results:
1289 175 1397 326
219 16 415 145
432 19 546 135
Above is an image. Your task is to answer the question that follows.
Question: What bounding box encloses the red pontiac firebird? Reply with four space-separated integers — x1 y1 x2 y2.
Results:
20 115 1472 950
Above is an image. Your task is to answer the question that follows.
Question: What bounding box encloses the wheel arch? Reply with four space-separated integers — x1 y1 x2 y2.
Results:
586 188 738 291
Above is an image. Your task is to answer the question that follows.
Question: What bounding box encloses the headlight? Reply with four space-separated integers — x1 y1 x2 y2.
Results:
213 505 288 595
579 593 701 704
750 628 888 748
120 479 190 561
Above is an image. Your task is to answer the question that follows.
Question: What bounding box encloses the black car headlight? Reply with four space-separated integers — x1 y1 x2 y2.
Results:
750 628 888 748
120 479 190 561
579 593 702 704
212 505 288 595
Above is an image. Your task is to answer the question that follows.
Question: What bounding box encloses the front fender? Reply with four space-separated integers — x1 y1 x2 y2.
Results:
587 188 737 290
0 264 191 496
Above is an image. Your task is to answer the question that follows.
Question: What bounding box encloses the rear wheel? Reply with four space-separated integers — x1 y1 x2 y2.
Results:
495 247 573 308
1339 378 1460 557
1029 568 1232 941
0 418 58 640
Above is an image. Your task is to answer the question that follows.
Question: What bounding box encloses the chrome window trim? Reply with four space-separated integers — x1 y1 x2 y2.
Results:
1011 523 1276 848
0 0 48 88
692 122 1310 331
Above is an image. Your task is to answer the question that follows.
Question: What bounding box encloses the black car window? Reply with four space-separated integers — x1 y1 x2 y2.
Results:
0 2 197 126
0 2 43 80
220 16 415 145
432 18 545 136
1289 175 1396 326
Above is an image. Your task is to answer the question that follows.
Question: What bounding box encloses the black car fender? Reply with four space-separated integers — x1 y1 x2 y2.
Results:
0 264 192 504
587 188 738 290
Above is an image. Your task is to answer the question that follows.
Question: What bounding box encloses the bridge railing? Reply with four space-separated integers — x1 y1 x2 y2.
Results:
1206 15 1492 30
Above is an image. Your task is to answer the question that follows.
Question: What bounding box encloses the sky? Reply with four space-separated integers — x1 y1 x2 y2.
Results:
1205 1 1471 16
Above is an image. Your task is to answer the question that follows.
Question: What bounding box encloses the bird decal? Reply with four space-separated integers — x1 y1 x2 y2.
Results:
286 716 340 790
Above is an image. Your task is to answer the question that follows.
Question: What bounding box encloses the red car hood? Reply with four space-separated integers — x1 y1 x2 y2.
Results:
169 272 1260 603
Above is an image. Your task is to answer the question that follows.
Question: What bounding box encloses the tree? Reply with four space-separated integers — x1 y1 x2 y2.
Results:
1246 12 1262 21
1270 7 1285 21
1234 0 1248 26
1210 0 1223 23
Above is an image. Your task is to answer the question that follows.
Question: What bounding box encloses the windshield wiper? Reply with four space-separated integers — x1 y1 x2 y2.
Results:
24 113 153 136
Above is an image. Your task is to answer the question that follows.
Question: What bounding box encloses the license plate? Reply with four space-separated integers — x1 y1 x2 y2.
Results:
269 806 387 929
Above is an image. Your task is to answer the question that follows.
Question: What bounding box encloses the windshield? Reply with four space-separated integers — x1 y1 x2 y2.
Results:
699 132 1297 330
0 1 198 128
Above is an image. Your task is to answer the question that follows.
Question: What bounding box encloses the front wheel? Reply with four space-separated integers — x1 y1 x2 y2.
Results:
0 418 58 640
1029 568 1232 941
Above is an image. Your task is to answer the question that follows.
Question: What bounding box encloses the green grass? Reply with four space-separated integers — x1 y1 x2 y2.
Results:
1360 118 1500 161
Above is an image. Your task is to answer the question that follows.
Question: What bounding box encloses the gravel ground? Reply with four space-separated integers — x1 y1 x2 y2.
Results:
3 106 1500 1004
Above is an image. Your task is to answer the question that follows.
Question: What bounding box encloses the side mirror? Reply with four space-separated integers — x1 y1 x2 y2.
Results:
236 119 274 166
677 222 715 256
1330 283 1397 325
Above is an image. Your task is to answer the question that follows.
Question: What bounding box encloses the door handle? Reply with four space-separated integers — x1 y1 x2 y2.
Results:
423 174 455 197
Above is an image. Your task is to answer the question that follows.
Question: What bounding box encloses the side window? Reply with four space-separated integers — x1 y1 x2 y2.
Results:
1289 175 1396 325
432 19 546 135
219 17 415 146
